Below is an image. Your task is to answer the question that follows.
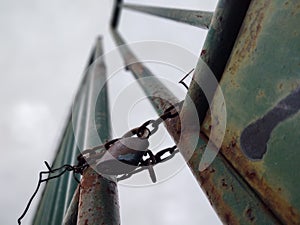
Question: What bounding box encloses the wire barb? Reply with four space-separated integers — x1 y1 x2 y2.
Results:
179 68 195 90
17 162 85 225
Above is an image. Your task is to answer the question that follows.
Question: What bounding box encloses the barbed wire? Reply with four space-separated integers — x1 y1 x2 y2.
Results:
18 101 182 225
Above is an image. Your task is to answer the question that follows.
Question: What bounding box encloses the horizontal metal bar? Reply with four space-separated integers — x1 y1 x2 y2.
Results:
122 3 213 29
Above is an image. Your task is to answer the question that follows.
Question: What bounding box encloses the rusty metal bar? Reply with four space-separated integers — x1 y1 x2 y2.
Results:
63 186 80 225
110 29 178 116
122 3 213 29
77 37 120 225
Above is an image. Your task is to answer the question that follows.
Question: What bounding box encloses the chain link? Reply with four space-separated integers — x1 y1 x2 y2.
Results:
78 101 182 167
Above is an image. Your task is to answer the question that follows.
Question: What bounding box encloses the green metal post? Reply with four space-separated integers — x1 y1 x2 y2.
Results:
199 0 300 223
122 3 213 29
77 37 120 225
189 0 252 125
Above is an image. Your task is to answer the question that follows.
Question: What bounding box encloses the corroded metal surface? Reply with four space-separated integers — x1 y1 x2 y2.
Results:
122 3 213 29
63 186 79 225
202 0 300 224
183 133 280 225
78 168 120 225
192 0 252 125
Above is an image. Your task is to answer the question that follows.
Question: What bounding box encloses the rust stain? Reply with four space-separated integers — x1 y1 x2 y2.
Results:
81 169 98 195
278 82 284 91
130 63 144 75
221 178 228 188
291 2 300 16
78 167 119 224
256 89 265 99
201 123 300 224
107 186 116 195
245 207 256 222
227 0 272 75
201 49 207 56
186 141 240 225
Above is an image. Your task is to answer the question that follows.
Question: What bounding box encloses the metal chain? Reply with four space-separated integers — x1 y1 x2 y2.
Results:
78 101 183 167
117 146 179 182
18 102 182 224
121 101 183 139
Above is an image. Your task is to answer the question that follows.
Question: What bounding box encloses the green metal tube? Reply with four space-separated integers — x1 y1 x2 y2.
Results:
189 0 252 125
77 37 120 225
122 3 213 29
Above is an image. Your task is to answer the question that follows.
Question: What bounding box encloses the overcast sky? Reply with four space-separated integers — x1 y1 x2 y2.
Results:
0 1 222 224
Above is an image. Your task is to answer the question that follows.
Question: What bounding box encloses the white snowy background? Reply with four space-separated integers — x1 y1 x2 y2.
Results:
0 0 222 224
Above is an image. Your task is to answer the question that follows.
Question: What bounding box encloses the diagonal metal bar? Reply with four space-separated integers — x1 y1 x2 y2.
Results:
77 37 120 225
122 3 213 29
110 29 178 116
110 29 182 144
